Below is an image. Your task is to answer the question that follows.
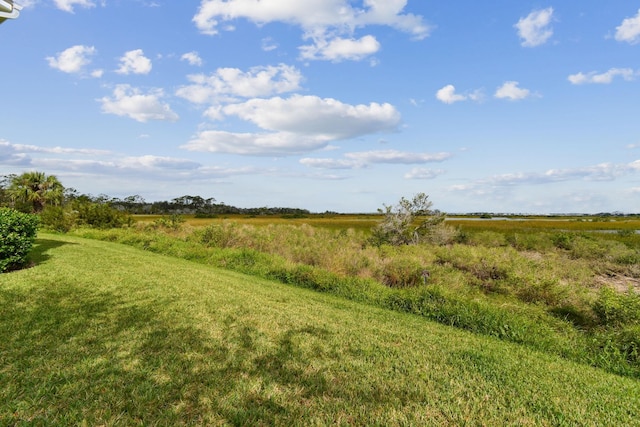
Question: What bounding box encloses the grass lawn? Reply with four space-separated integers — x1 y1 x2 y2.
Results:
1 234 639 425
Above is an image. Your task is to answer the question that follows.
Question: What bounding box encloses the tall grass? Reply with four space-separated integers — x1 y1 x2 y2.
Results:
72 220 640 378
3 235 640 425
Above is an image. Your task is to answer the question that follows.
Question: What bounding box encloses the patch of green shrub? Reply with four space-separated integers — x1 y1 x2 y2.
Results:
0 208 39 272
40 205 75 232
376 256 429 288
552 232 575 250
593 287 640 327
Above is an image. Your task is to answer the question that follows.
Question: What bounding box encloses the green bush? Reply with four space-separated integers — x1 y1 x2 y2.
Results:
376 256 428 288
40 206 75 232
75 202 131 229
0 208 39 272
593 287 640 327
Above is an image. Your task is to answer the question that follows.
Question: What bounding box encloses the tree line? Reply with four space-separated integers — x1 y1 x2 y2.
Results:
0 171 311 217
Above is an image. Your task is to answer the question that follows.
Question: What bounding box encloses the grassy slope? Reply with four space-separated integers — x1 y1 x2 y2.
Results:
1 234 639 426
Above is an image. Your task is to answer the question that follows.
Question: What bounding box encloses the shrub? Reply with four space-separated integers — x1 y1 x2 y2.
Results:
40 205 75 232
151 214 185 230
552 232 575 250
0 208 39 272
469 231 508 248
84 204 130 228
370 193 446 246
376 256 428 288
593 287 640 327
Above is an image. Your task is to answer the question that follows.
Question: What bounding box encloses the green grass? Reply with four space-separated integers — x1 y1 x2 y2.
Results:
1 234 639 425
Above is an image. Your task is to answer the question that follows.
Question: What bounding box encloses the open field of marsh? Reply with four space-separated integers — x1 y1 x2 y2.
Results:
2 234 639 425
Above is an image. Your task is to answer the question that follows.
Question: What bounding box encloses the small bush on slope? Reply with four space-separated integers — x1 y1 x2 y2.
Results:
0 208 39 272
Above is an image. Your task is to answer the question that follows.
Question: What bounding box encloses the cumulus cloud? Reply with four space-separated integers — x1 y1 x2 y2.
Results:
116 49 152 75
176 64 303 104
193 0 431 61
183 95 401 156
46 45 97 74
299 35 381 62
53 0 95 13
435 85 466 104
494 81 533 101
99 84 179 123
181 51 203 66
435 85 484 104
568 68 637 85
514 7 554 47
615 9 640 44
222 95 401 140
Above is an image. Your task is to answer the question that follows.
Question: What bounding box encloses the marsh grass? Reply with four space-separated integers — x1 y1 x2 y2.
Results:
70 220 640 378
2 234 640 425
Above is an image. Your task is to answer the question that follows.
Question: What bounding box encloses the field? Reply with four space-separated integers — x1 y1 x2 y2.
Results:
2 234 640 425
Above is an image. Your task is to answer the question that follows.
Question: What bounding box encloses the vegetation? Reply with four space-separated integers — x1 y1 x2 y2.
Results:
6 171 63 213
0 208 39 272
2 171 640 423
72 213 640 378
369 193 448 246
1 234 639 425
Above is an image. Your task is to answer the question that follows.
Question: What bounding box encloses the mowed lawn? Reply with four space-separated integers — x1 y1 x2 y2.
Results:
1 235 639 426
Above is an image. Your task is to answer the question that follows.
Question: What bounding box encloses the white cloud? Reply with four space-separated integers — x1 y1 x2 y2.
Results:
181 51 203 66
436 85 467 104
404 168 446 180
176 64 303 104
193 0 431 61
53 0 95 13
261 37 278 52
299 158 362 169
615 9 640 44
222 95 401 140
116 49 152 75
494 81 532 101
300 150 452 170
299 35 381 62
568 68 636 85
182 131 329 156
0 140 32 166
452 160 640 197
0 139 111 168
514 7 554 47
46 45 97 74
435 85 484 104
99 84 179 123
344 149 451 164
120 155 201 171
184 95 401 156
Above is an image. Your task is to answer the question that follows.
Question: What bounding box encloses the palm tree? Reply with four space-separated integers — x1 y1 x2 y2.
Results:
9 171 64 213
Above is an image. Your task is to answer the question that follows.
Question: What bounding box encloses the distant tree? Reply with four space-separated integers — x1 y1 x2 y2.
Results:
0 174 17 207
8 171 64 213
370 193 446 246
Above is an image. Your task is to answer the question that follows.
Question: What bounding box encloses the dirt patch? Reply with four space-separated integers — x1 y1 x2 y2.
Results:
596 274 640 294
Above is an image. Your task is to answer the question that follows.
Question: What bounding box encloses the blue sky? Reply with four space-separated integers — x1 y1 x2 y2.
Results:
1 0 640 213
